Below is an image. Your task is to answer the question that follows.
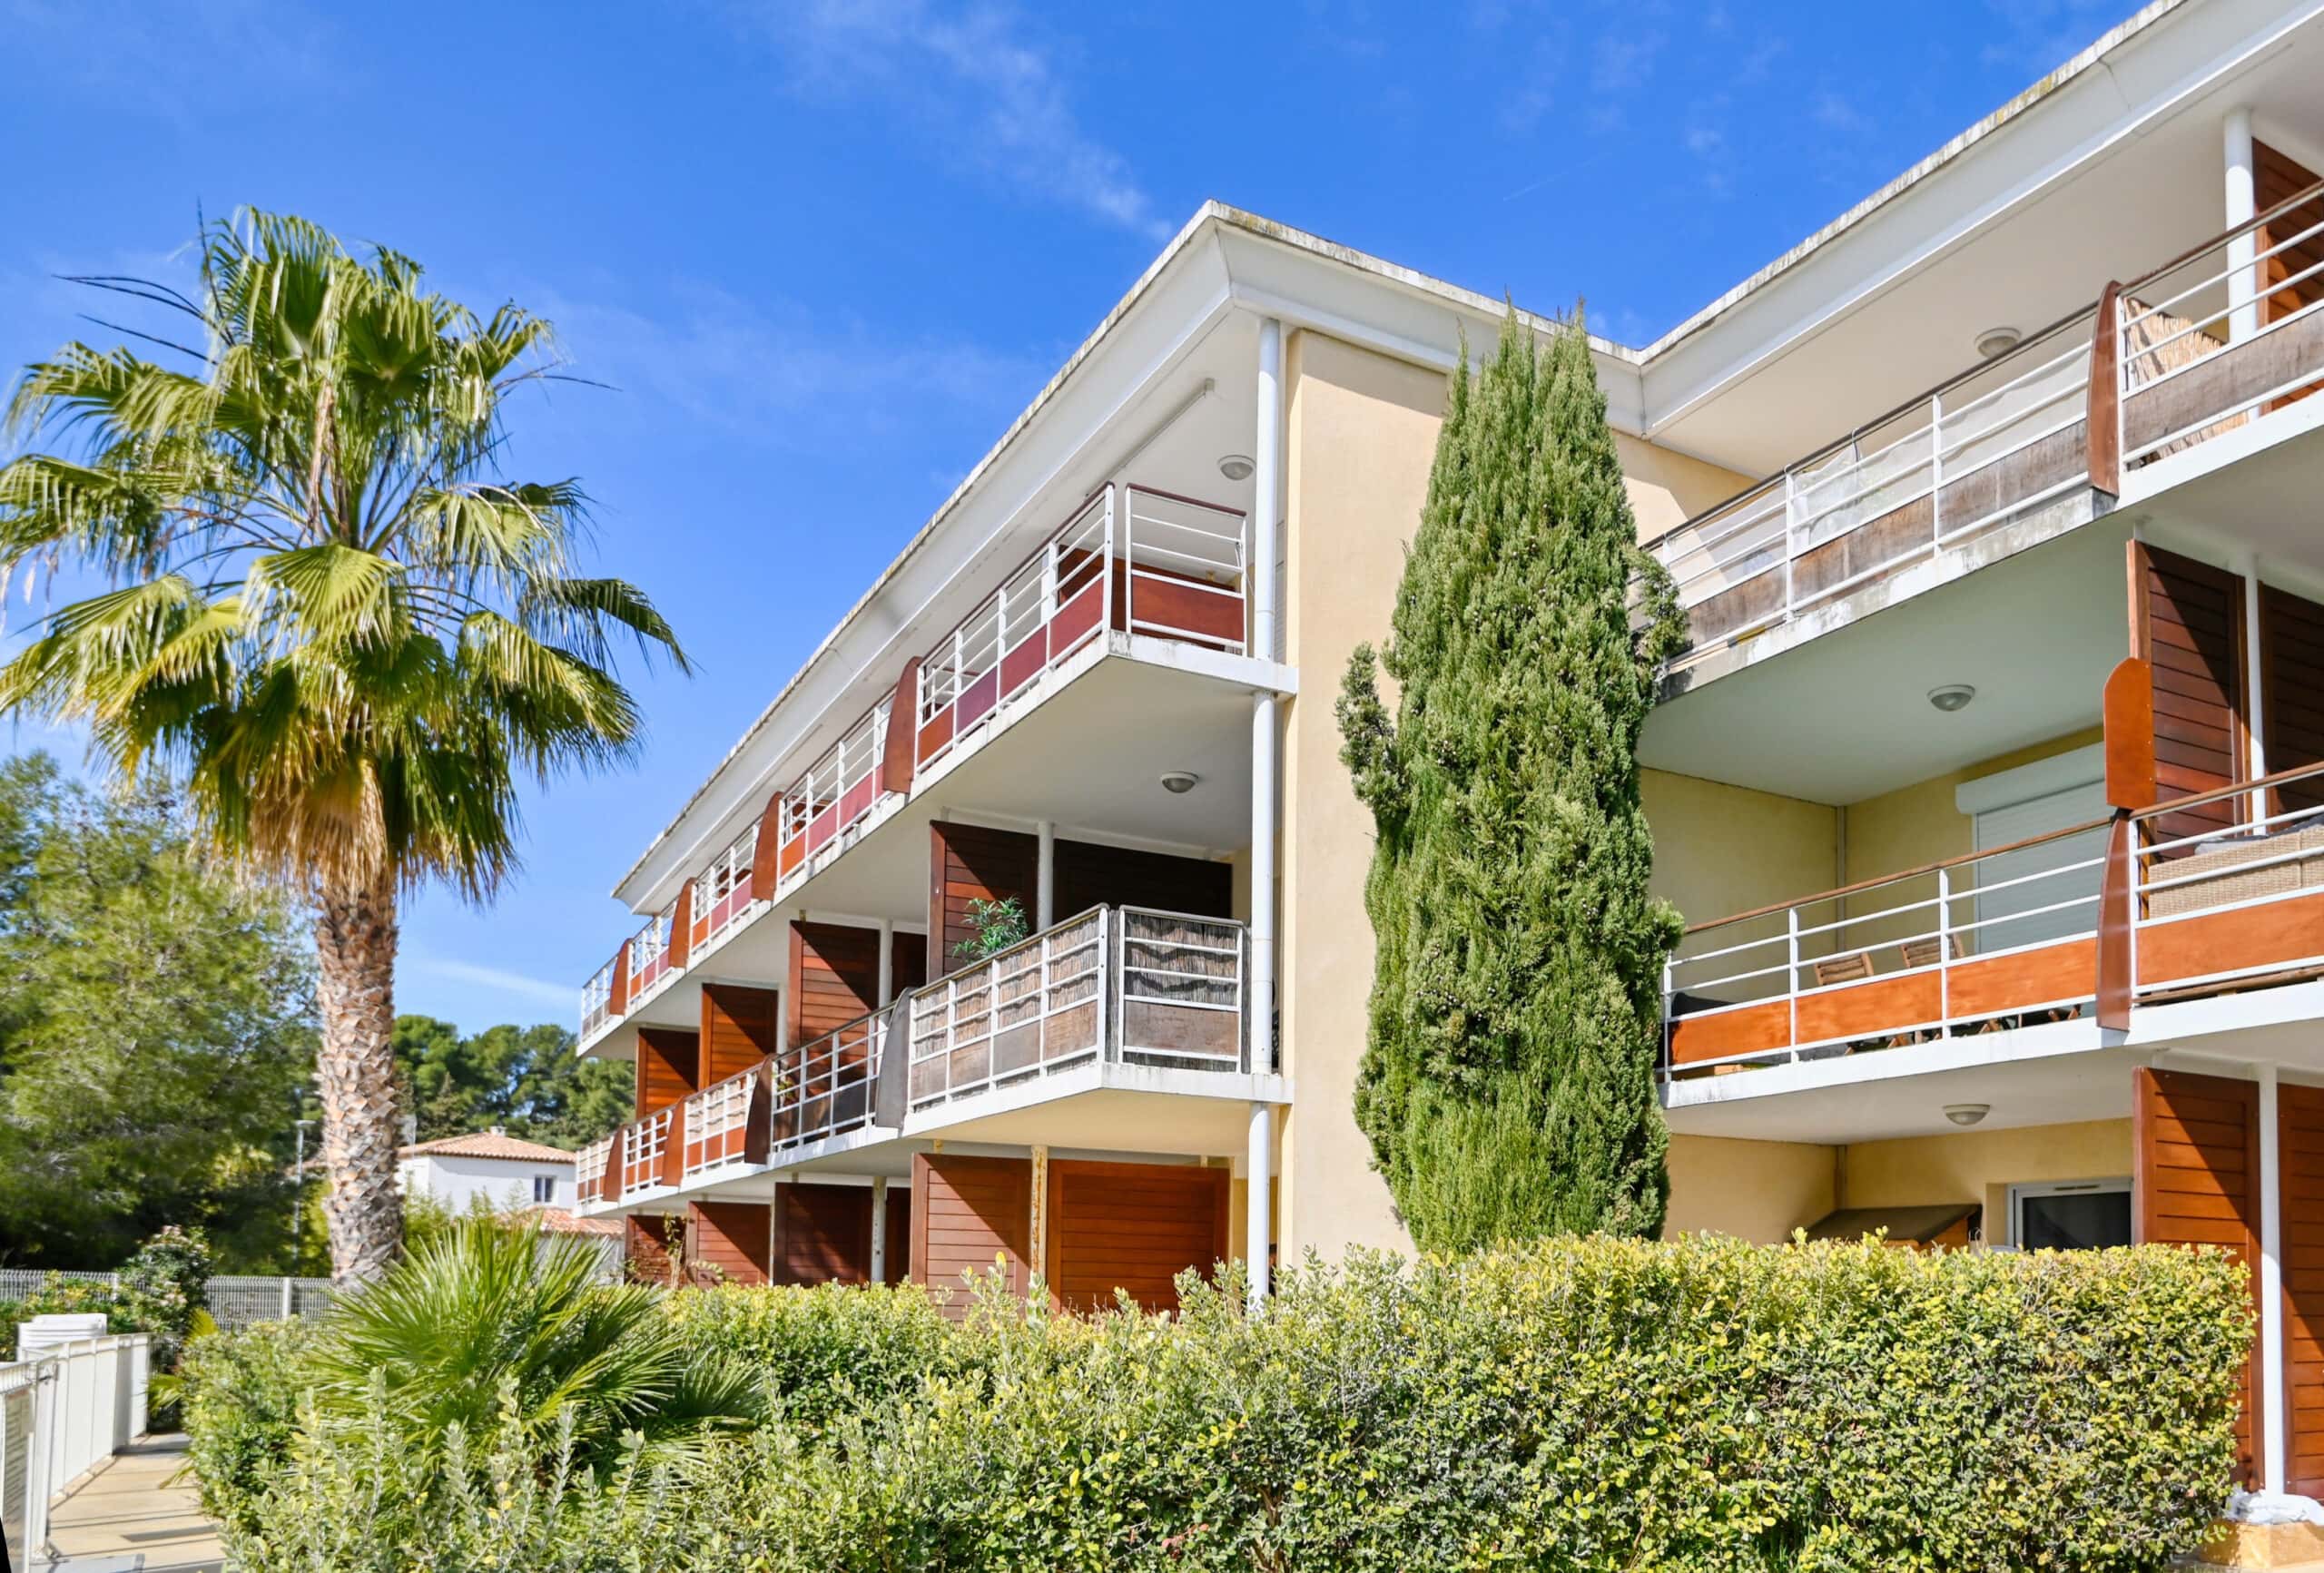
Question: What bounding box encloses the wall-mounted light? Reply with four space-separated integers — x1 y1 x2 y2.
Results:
1217 454 1255 482
1944 1104 1990 1127
1927 683 1976 713
1975 327 2023 359
1160 771 1202 795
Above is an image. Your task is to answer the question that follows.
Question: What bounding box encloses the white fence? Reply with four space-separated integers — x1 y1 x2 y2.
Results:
0 1272 332 1331
0 1333 150 1568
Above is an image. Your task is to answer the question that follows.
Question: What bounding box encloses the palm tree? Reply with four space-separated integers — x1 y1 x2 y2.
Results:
0 211 685 1283
312 1217 760 1468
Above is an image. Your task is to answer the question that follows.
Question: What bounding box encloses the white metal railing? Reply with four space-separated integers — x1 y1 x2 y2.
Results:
770 1008 894 1155
1 1334 150 1566
575 1134 615 1205
916 483 1248 774
774 696 894 886
580 959 615 1037
690 821 762 956
682 1067 760 1178
574 481 1251 1033
625 902 676 1000
2132 764 2324 1000
1662 820 2108 1075
1648 309 2096 672
618 1106 674 1197
2116 178 2324 469
908 906 1250 1110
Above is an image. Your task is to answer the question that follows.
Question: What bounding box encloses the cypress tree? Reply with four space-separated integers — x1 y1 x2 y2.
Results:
1336 306 1687 1252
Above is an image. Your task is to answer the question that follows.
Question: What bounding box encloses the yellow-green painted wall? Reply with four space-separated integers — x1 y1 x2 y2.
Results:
1666 1134 1836 1243
1841 1118 2132 1246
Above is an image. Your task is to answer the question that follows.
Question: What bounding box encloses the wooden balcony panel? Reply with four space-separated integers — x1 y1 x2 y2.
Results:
2140 888 2324 989
1793 971 1941 1048
1945 937 2094 1018
1668 998 1791 1067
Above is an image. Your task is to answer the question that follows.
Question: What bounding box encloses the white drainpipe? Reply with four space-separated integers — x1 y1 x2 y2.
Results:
1246 315 1283 1308
2227 108 2259 345
2260 1061 2287 1494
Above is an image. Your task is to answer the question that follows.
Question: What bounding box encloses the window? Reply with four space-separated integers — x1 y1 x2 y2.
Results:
2008 1178 2131 1250
533 1174 557 1204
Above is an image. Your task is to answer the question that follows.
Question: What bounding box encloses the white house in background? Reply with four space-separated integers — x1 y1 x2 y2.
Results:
396 1128 578 1212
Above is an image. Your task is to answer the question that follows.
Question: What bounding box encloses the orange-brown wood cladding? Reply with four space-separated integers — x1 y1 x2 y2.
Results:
749 791 786 902
1792 972 1939 1047
773 1183 876 1285
2130 543 2249 851
2282 1083 2324 1497
2258 143 2324 329
929 821 1037 977
2139 889 2324 989
789 921 882 1043
625 1214 676 1283
881 659 921 794
689 1200 772 1286
910 1152 1030 1316
891 929 929 998
1667 1000 1790 1067
634 1027 700 1118
2136 1067 2262 1485
700 983 780 1084
1055 839 1234 925
2264 585 2324 814
927 821 1235 977
1045 1159 1229 1314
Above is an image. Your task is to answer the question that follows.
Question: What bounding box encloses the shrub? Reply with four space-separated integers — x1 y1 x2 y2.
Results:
190 1236 2252 1573
307 1218 761 1471
117 1224 214 1364
665 1279 966 1433
177 1315 320 1534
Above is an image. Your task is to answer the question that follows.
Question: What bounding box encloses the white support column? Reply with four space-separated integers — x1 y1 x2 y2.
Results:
869 1175 890 1283
1253 318 1282 664
877 918 895 1008
1036 820 1056 931
775 911 794 1057
2228 107 2260 345
1246 1101 1273 1309
1246 316 1285 1304
2261 1062 2288 1494
2235 549 2268 823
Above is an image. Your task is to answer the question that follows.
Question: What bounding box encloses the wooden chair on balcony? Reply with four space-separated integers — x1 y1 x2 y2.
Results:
1810 950 1875 988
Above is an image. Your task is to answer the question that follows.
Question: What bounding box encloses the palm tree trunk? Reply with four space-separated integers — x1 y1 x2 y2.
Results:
314 870 404 1283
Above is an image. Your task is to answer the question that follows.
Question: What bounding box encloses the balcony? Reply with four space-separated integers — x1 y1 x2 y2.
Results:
1649 174 2324 683
1662 759 2324 1082
577 479 1256 1044
580 906 1269 1214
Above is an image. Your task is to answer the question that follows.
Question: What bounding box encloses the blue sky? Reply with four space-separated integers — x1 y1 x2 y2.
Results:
0 0 2124 1034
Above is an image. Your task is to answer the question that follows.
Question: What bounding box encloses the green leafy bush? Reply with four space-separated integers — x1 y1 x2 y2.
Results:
177 1315 320 1534
117 1224 214 1364
192 1236 2252 1573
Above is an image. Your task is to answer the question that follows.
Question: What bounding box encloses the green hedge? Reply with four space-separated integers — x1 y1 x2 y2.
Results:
188 1236 2250 1572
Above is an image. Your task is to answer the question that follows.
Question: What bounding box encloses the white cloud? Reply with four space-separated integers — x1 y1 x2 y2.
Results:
736 0 1168 239
408 956 575 1011
514 279 1048 454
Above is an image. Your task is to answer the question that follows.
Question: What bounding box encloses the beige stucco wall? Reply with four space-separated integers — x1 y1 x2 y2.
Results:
1841 726 2105 885
1278 329 1443 1261
1617 433 1754 545
1665 1134 1837 1243
1644 769 1837 929
1841 1118 2132 1245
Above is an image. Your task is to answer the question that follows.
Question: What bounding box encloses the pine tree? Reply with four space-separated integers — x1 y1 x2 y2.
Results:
1336 307 1687 1253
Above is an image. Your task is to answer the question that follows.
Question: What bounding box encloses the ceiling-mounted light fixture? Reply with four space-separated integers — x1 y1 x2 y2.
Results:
1217 453 1255 482
1159 770 1202 795
1944 1104 1991 1127
1975 326 2023 359
1927 683 1976 713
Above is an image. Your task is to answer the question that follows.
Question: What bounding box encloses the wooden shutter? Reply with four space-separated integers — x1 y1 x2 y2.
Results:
2282 1083 2324 1497
773 1183 874 1285
2129 542 2247 850
2263 584 2324 815
635 1027 701 1117
909 1152 1030 1316
688 1200 772 1286
928 821 1039 978
700 983 779 1083
2136 1067 2263 1484
1044 1159 1231 1314
789 921 882 1043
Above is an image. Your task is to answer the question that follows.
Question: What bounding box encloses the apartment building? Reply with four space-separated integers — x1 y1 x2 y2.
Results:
570 0 2324 1490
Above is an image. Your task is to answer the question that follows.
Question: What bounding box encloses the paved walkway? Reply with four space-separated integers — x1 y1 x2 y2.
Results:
46 1434 223 1572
